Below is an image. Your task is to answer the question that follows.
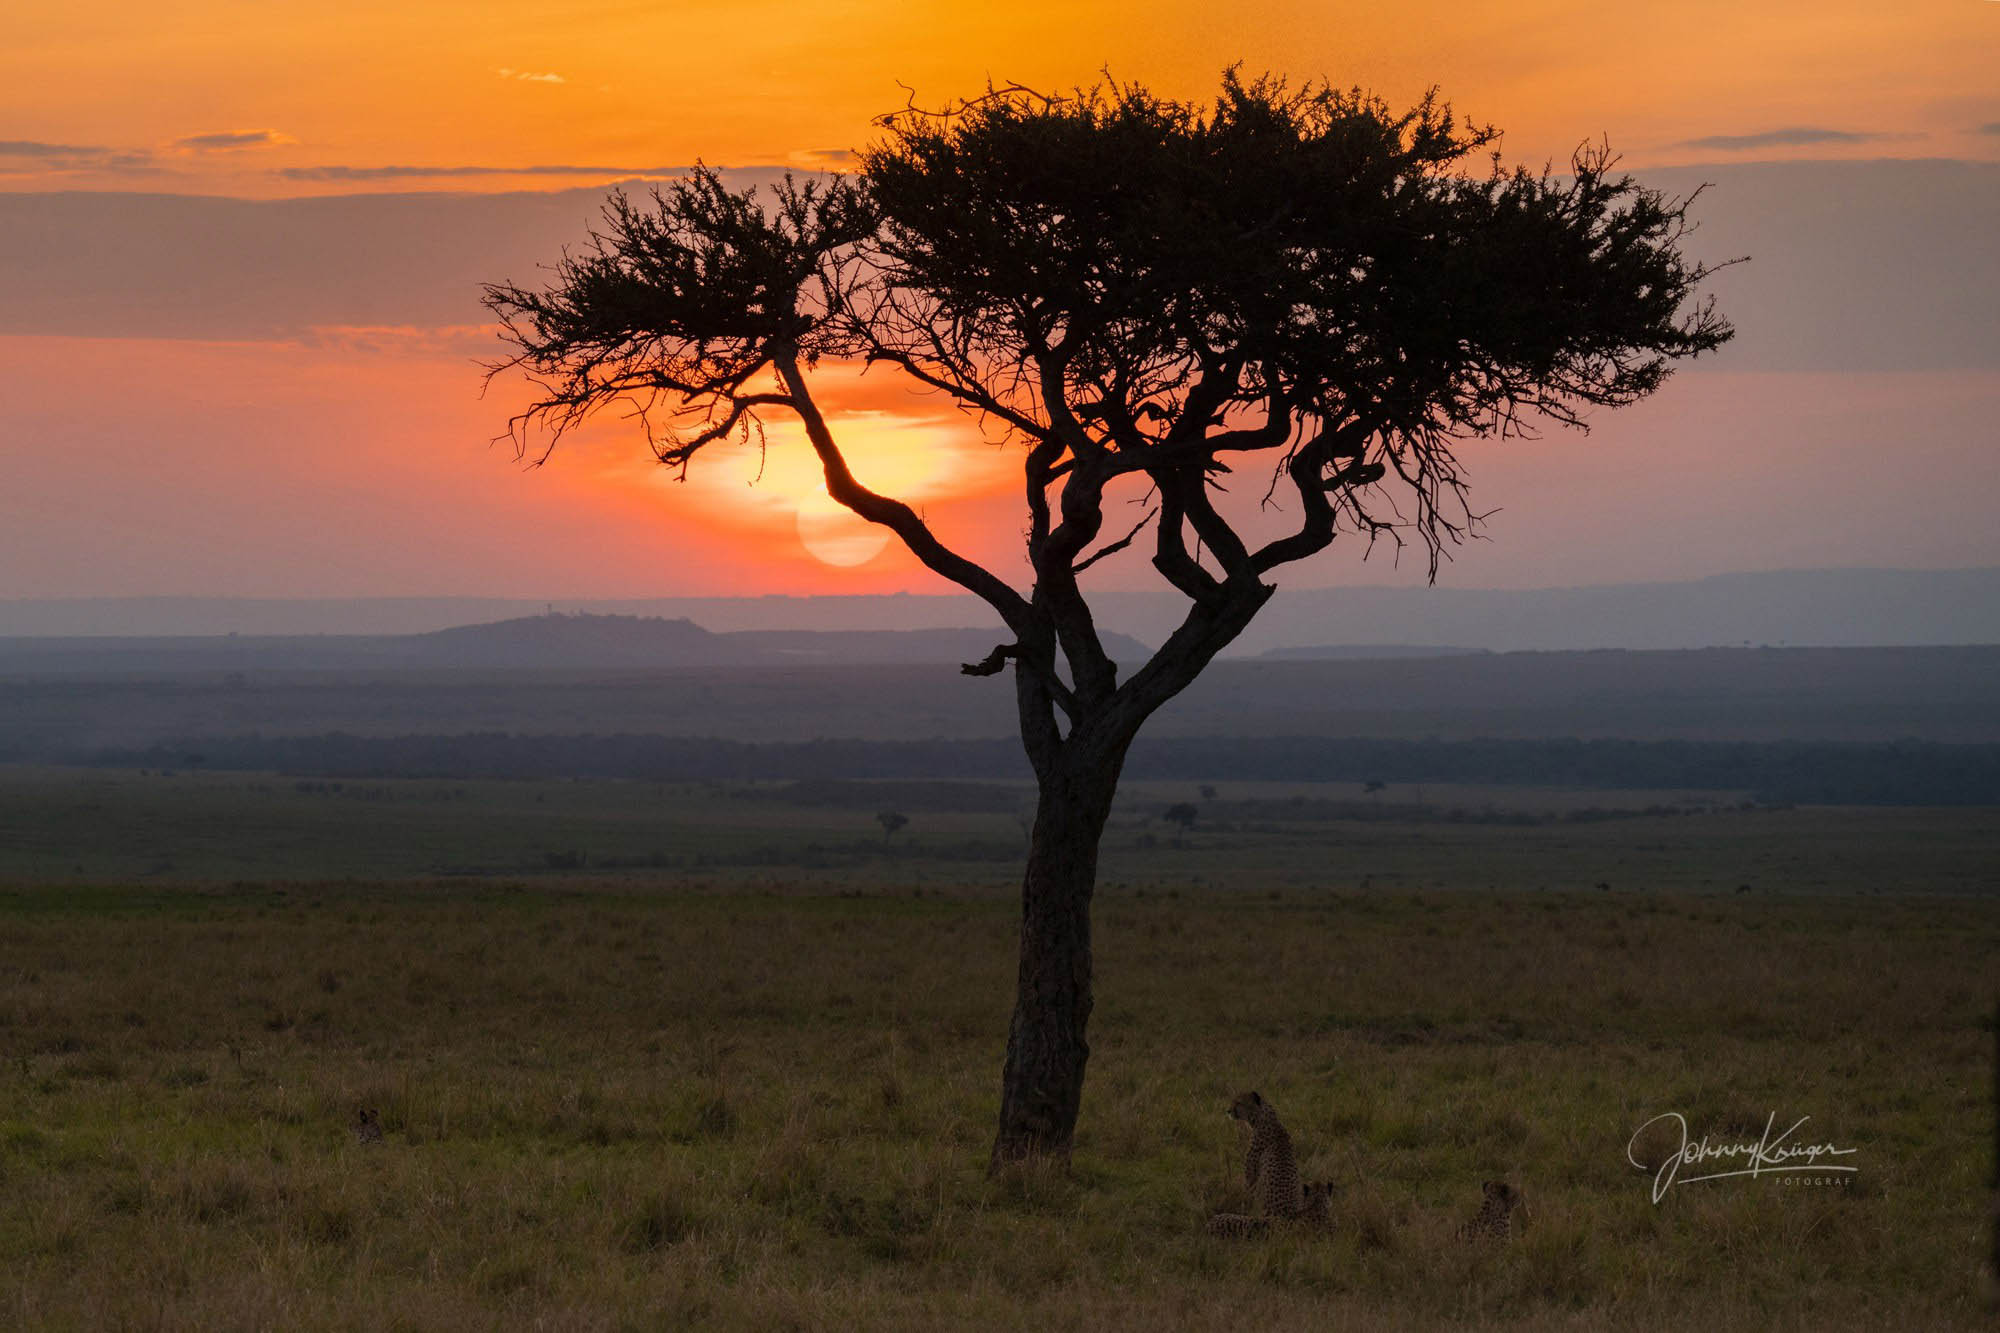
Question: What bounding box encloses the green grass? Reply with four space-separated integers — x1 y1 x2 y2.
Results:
0 874 1993 1329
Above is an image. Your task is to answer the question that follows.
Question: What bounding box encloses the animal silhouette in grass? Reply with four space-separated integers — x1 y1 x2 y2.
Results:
1456 1179 1524 1240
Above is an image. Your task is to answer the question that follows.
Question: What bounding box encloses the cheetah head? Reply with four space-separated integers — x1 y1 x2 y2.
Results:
1482 1180 1519 1209
1227 1090 1266 1123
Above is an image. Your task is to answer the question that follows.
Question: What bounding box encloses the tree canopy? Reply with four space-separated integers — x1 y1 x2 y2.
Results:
488 74 1729 762
485 70 1733 1160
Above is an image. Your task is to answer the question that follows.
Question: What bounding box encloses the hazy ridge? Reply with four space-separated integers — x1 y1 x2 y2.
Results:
0 614 1148 674
4 567 1995 654
6 645 1997 758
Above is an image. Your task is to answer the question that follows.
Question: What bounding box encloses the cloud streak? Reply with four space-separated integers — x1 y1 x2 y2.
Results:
175 130 295 151
276 163 690 181
1677 127 1878 151
497 68 565 84
0 141 162 175
3 161 1989 378
1978 122 2000 136
0 140 106 157
789 148 856 167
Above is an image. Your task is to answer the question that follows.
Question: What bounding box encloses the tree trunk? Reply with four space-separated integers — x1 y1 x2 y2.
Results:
991 754 1123 1165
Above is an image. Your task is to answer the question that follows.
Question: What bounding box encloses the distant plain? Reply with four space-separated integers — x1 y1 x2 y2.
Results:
7 645 2000 751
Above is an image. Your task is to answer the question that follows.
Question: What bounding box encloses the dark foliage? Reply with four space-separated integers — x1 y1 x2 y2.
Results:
485 72 1733 721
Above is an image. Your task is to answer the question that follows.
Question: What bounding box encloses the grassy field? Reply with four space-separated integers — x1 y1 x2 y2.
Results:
0 768 1995 1327
4 765 1998 896
0 883 1994 1325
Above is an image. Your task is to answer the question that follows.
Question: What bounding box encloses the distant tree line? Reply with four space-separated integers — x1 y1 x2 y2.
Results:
87 732 2000 805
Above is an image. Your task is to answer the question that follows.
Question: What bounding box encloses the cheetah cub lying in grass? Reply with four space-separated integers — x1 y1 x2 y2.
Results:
1204 1180 1334 1238
1455 1179 1522 1240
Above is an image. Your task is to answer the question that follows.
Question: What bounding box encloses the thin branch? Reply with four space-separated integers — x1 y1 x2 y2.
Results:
1072 506 1158 575
772 349 1034 635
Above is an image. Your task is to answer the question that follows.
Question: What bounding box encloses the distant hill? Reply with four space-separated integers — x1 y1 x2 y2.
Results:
0 614 1150 674
722 626 1151 664
2 567 1996 651
413 615 749 668
1257 644 1484 660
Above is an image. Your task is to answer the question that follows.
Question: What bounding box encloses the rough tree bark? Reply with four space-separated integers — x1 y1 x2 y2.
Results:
991 750 1121 1163
989 583 1274 1164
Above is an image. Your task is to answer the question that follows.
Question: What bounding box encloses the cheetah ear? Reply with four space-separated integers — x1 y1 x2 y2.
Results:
1248 1091 1263 1105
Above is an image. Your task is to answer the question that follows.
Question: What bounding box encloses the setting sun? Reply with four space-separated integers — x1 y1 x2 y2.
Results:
627 361 1022 574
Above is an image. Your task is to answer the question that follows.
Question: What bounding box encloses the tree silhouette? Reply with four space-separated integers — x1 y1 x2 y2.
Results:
1163 802 1199 833
877 810 909 842
484 71 1731 1164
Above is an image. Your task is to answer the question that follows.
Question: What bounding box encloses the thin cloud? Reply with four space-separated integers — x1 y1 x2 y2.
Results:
301 323 498 356
0 139 106 156
497 68 566 84
789 148 855 168
1677 127 1879 151
1978 122 2000 136
0 142 164 175
276 163 689 181
175 129 296 152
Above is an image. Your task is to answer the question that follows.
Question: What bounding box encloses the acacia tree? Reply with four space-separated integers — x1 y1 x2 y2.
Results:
484 72 1731 1164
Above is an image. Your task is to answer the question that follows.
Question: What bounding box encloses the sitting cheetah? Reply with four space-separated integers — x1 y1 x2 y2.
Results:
353 1107 383 1144
1228 1090 1306 1218
1455 1179 1520 1240
1205 1180 1334 1238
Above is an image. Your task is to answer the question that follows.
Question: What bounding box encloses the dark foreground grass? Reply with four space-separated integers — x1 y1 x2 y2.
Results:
0 880 1993 1329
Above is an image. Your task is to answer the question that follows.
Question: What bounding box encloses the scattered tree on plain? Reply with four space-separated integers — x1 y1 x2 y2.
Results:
485 71 1732 1163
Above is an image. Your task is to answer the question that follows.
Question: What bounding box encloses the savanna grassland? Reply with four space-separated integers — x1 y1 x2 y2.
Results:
1 771 1995 1329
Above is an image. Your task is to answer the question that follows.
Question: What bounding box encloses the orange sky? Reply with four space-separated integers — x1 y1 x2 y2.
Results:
6 0 1996 193
2 3 1997 600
